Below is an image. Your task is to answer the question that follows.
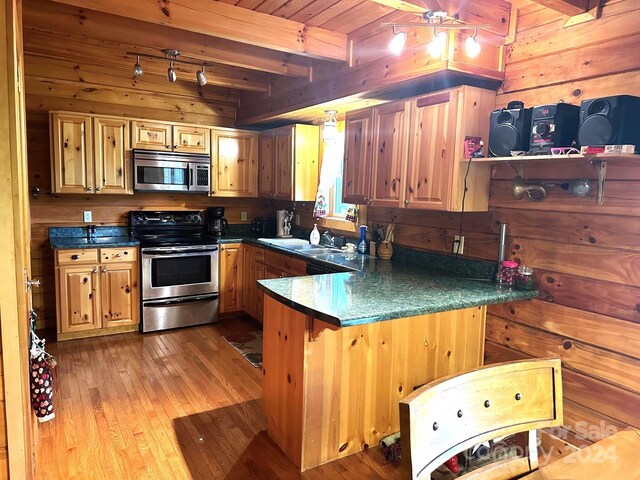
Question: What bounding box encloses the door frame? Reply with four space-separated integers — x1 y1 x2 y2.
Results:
0 0 35 477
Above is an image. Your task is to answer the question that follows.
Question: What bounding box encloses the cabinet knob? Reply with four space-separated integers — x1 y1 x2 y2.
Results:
71 254 80 260
115 253 121 257
87 187 93 192
101 267 107 273
96 187 101 192
404 199 410 205
165 144 170 149
173 145 178 149
92 267 98 274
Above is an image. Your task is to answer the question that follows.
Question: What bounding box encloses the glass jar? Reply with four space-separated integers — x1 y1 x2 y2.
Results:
516 265 536 290
496 260 518 288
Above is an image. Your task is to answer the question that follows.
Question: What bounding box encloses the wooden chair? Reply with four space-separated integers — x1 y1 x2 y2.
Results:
399 358 563 480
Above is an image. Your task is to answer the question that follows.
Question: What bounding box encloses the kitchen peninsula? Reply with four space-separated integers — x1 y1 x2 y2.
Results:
257 261 537 471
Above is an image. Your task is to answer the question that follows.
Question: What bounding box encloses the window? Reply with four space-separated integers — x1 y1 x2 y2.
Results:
328 156 350 219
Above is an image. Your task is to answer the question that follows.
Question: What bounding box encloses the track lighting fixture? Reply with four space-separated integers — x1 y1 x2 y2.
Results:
196 66 207 87
167 61 177 82
128 49 214 87
133 55 144 78
465 28 481 58
382 11 490 59
389 27 406 56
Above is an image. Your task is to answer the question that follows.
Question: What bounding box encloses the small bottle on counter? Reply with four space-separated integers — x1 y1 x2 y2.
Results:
496 260 518 288
357 225 368 254
310 224 320 245
515 265 536 290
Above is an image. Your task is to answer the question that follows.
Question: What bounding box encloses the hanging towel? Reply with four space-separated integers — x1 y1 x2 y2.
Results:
313 133 345 218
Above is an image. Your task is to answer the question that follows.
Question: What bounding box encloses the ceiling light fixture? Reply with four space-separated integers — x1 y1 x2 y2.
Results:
133 55 144 78
465 28 481 58
167 61 177 82
127 49 214 86
389 27 406 56
382 11 490 58
196 66 207 87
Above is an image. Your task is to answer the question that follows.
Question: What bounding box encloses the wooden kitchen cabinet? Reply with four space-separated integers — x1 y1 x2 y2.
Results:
343 108 374 204
55 247 139 340
242 244 265 322
131 120 172 151
173 125 210 154
219 243 244 314
263 249 307 277
131 121 210 155
258 124 319 201
211 129 258 197
258 131 275 197
51 112 132 194
341 85 495 212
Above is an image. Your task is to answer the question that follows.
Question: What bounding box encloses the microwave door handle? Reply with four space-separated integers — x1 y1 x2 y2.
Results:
188 164 194 189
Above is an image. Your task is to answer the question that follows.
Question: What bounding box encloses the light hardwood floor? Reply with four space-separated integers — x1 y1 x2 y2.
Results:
35 317 400 479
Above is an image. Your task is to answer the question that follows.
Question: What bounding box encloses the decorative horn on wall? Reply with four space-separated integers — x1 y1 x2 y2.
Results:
512 176 592 201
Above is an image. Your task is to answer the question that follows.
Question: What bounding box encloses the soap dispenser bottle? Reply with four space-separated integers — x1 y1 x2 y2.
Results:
310 224 320 245
357 225 368 254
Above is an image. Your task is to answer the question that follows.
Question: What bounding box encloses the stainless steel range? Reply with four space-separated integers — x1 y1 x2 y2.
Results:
129 210 219 332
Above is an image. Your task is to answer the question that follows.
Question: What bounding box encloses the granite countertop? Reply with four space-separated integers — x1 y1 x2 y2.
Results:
252 238 537 327
49 226 139 249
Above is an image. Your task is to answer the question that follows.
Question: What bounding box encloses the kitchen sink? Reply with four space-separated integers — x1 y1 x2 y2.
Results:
257 238 309 246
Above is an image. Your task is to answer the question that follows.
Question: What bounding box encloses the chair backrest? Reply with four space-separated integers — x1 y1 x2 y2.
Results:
399 358 563 480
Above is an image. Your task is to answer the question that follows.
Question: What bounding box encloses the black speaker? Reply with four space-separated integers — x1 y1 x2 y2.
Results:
530 103 580 155
488 107 533 157
578 95 640 150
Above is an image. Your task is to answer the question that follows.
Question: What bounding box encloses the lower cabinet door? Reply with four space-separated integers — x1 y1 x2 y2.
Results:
100 263 139 328
58 264 101 334
219 244 244 314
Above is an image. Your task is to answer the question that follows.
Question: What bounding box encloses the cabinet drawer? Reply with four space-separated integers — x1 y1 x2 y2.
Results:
100 248 138 263
264 250 306 277
56 248 99 265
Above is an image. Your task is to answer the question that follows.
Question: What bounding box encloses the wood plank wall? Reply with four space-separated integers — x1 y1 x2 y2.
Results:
293 0 640 448
24 54 272 331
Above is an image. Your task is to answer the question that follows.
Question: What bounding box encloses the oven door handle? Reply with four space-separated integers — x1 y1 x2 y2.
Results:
143 248 218 256
144 294 218 306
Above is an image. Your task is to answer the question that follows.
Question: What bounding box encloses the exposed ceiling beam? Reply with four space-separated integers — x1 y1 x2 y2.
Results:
528 0 589 17
24 0 310 78
366 0 425 14
48 0 348 62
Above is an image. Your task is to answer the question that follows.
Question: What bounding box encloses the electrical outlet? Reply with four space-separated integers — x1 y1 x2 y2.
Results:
83 210 92 223
240 211 247 221
453 235 465 255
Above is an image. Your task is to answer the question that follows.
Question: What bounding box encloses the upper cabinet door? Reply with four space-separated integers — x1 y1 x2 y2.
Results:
371 101 409 207
405 91 459 210
343 109 374 205
274 126 294 200
51 113 94 194
93 117 131 195
131 121 172 151
258 132 276 198
211 129 258 197
173 125 210 155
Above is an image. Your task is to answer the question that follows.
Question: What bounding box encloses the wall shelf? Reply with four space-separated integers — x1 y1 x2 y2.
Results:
461 153 639 206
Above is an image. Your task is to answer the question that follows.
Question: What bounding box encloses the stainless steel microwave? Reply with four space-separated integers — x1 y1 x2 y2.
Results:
133 149 210 193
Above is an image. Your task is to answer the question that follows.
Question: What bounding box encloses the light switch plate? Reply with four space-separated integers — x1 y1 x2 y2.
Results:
83 210 92 222
241 211 248 221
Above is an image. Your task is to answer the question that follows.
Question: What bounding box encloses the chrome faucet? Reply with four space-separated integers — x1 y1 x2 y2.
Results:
321 230 335 247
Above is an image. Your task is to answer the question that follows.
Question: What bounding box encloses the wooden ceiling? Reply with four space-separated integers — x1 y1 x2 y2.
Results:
22 0 592 126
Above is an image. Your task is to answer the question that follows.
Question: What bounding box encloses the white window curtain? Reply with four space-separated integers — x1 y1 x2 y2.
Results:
313 131 345 218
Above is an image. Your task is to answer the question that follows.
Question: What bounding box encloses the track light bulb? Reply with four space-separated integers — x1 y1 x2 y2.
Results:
427 31 446 58
465 29 481 58
389 31 406 55
196 66 207 86
133 55 143 78
167 61 177 83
